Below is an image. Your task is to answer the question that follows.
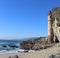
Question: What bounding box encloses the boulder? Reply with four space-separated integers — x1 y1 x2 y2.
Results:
8 55 19 58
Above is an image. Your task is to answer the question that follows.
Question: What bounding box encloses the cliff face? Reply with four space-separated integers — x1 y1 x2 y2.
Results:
20 37 46 50
51 7 60 42
46 7 60 43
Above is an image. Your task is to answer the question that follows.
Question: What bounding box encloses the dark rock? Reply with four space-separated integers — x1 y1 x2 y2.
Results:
49 55 55 58
8 55 19 58
9 45 18 48
49 53 60 58
2 45 7 48
9 57 11 58
20 37 46 50
24 50 28 53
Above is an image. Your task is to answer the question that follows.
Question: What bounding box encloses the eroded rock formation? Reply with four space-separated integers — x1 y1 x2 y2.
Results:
46 7 60 43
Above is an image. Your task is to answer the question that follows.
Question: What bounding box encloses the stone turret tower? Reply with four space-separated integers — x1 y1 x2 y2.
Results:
47 11 54 43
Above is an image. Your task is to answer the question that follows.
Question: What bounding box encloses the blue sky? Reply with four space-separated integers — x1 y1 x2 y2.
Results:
0 0 60 39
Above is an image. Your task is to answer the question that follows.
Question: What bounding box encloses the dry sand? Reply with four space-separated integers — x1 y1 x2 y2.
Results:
0 46 60 58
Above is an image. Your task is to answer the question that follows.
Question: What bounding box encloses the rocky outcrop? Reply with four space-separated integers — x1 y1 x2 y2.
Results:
20 40 35 50
20 37 46 50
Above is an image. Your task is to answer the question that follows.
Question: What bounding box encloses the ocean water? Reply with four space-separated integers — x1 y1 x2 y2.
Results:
0 40 22 46
0 40 24 54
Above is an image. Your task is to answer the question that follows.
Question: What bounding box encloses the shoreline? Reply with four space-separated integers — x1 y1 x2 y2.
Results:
0 46 60 58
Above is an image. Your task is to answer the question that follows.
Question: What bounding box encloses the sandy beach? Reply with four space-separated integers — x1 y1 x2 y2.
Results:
0 46 60 58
